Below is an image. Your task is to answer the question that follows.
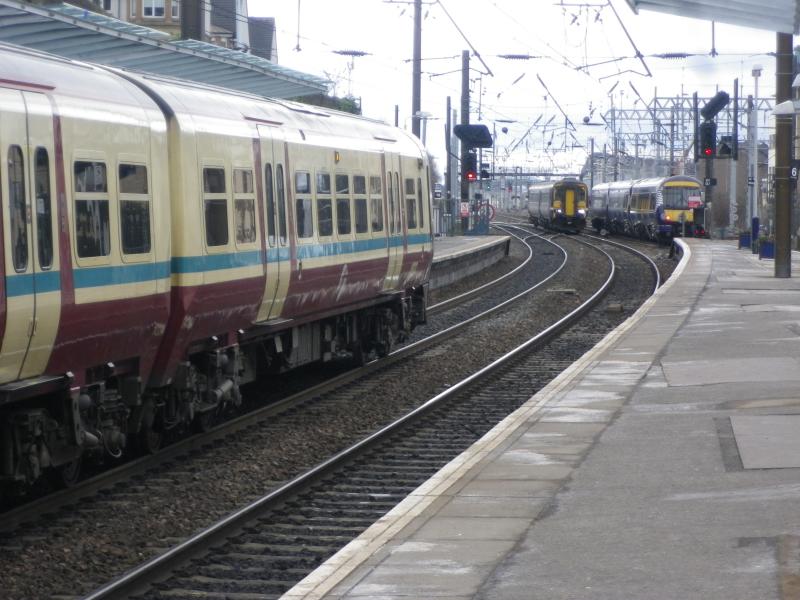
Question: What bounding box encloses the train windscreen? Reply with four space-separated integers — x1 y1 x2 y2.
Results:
662 186 703 210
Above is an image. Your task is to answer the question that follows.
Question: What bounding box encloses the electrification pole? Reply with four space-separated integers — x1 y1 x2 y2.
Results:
411 0 422 138
460 50 470 232
774 32 792 277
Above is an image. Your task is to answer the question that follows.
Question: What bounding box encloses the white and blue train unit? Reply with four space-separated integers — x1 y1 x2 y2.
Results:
589 176 705 241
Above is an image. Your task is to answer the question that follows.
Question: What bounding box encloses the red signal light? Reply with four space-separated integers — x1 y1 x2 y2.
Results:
465 170 477 182
703 147 713 156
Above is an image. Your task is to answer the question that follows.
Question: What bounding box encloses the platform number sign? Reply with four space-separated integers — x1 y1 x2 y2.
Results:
790 160 800 182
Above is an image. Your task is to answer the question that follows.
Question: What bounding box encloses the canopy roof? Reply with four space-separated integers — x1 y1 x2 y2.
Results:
624 0 800 34
0 0 329 98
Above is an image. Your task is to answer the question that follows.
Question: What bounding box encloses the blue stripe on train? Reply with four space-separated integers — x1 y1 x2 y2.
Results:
3 233 432 296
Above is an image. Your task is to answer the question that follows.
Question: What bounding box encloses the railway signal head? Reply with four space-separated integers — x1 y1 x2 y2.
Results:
699 120 717 158
463 152 477 182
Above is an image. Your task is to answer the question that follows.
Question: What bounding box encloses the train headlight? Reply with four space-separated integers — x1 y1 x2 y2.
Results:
556 209 563 214
578 209 586 216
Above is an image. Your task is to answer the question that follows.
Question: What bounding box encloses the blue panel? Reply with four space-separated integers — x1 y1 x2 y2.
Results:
171 251 263 274
5 270 61 297
73 261 171 288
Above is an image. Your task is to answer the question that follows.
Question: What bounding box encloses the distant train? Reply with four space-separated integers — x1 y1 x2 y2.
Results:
0 43 432 494
589 176 705 241
527 178 588 233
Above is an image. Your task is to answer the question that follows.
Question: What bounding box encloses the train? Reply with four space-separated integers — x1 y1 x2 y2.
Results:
526 178 588 233
0 43 433 495
589 176 706 241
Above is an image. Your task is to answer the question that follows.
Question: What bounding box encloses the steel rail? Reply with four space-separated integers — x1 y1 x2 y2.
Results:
81 238 619 600
427 224 534 315
0 230 553 533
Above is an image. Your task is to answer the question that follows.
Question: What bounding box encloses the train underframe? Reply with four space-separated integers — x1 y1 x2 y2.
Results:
592 216 705 243
0 285 427 497
529 212 586 234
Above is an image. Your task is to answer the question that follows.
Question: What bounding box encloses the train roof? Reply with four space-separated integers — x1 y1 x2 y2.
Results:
0 42 162 114
115 68 426 157
0 42 426 160
592 175 702 191
529 177 586 189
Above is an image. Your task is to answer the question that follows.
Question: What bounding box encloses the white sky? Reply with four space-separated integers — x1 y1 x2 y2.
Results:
247 0 782 176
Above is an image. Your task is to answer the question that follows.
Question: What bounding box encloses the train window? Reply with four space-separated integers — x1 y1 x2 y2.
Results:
119 163 151 255
316 172 332 237
336 174 351 236
387 172 395 234
203 167 228 247
121 201 151 255
354 175 366 195
205 200 229 246
234 169 253 194
354 175 368 234
417 177 424 229
369 175 381 195
276 165 287 244
337 197 351 235
8 146 28 272
354 198 368 234
74 160 111 258
405 178 417 229
234 168 256 245
119 163 148 194
235 199 256 244
369 176 383 233
316 172 331 194
204 167 226 193
34 148 53 269
394 173 402 232
295 171 310 194
336 174 349 194
317 198 333 237
74 160 107 193
265 164 276 246
296 197 313 238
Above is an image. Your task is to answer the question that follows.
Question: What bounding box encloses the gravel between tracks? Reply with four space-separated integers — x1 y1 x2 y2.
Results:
0 233 674 600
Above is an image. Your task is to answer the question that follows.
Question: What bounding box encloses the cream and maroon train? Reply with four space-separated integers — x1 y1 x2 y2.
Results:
0 43 433 494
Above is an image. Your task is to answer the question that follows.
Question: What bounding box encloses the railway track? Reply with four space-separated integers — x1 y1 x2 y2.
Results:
0 228 540 527
71 234 661 600
0 230 585 600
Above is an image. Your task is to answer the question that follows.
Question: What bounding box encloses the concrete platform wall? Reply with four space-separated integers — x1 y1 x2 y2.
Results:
429 237 510 290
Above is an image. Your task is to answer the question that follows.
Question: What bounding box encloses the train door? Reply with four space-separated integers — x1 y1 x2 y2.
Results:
256 125 290 321
0 89 60 382
383 152 403 290
564 187 576 218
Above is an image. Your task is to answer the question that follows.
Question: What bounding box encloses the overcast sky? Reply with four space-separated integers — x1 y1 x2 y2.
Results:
247 0 781 175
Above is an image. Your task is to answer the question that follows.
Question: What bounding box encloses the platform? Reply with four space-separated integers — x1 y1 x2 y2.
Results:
430 234 510 290
285 239 800 600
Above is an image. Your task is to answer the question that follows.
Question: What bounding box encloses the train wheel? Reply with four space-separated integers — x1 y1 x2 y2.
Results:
352 343 369 366
137 423 163 454
376 337 392 359
195 409 217 433
49 457 82 488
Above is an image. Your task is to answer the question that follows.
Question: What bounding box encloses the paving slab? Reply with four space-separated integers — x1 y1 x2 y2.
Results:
730 415 800 469
283 242 800 600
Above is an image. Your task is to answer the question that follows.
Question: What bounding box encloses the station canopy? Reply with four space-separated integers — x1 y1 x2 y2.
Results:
624 0 800 34
0 0 329 98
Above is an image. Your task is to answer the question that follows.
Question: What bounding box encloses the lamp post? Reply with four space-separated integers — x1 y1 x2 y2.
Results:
491 120 513 207
750 65 762 236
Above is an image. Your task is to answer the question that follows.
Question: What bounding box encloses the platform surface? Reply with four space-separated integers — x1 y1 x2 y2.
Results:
285 240 800 600
432 234 510 262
